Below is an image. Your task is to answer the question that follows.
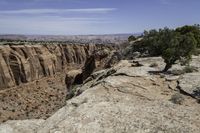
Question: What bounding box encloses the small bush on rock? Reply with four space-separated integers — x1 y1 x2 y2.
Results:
183 66 198 73
170 93 184 105
66 85 80 100
170 69 185 75
149 63 158 68
128 35 137 42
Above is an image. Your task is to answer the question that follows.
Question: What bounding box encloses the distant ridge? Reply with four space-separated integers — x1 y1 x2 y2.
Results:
0 33 141 44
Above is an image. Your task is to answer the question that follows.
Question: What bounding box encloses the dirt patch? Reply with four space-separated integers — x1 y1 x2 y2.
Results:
0 72 66 123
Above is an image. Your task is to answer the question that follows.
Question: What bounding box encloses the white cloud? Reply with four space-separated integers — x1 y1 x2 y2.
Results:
0 15 114 35
0 8 117 15
0 7 117 34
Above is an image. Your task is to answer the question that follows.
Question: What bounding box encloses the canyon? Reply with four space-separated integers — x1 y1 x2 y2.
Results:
0 43 113 89
0 42 115 123
0 41 200 133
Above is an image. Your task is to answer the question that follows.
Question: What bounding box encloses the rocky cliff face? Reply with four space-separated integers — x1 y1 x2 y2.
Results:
0 43 110 89
0 43 113 123
1 57 200 133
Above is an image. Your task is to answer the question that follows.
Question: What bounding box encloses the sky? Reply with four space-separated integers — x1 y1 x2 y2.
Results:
0 0 199 35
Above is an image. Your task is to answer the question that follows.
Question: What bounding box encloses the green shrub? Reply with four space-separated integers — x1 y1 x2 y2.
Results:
194 49 200 56
128 35 137 42
140 25 199 71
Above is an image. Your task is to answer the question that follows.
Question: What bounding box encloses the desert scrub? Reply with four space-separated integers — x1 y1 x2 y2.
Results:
183 65 198 73
171 66 198 75
170 93 184 105
149 62 158 67
66 85 81 100
170 69 185 75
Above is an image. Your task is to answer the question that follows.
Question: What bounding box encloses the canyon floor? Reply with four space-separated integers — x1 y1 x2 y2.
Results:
0 56 200 133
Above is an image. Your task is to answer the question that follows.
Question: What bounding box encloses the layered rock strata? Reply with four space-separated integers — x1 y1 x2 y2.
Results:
0 44 110 89
0 43 112 123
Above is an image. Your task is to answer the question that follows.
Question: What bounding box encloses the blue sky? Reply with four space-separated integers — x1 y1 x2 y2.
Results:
0 0 199 35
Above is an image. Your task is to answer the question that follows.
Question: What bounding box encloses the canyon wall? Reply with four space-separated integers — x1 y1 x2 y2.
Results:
0 43 110 89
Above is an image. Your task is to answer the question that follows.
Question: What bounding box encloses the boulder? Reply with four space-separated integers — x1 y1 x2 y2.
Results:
178 73 200 99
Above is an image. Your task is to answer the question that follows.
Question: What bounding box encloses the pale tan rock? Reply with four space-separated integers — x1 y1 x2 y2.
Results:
35 61 200 133
0 44 109 89
178 72 200 99
1 51 200 133
0 119 44 133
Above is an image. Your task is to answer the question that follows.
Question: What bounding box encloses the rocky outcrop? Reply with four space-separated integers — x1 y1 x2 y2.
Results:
35 60 200 133
65 70 81 90
104 51 122 68
178 73 200 99
0 43 113 123
1 59 199 133
1 52 200 132
0 43 111 89
73 55 96 85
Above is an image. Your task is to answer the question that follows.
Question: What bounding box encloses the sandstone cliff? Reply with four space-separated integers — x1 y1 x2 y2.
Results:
0 43 113 123
0 43 110 89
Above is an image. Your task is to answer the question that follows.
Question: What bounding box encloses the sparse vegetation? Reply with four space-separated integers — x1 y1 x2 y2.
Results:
170 93 184 105
128 35 137 42
170 66 198 75
149 62 158 68
183 65 198 73
129 24 200 72
170 69 185 75
66 85 80 100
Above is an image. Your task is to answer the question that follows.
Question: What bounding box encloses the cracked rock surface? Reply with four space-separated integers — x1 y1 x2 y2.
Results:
178 73 200 99
1 58 200 133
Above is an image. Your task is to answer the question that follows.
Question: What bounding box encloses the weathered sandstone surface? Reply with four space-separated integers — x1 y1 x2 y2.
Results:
1 57 200 133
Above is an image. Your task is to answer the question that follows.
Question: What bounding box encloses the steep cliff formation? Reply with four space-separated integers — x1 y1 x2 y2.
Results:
0 43 110 89
0 43 113 123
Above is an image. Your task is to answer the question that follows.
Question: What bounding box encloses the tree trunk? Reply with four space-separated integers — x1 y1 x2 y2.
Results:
162 63 172 72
